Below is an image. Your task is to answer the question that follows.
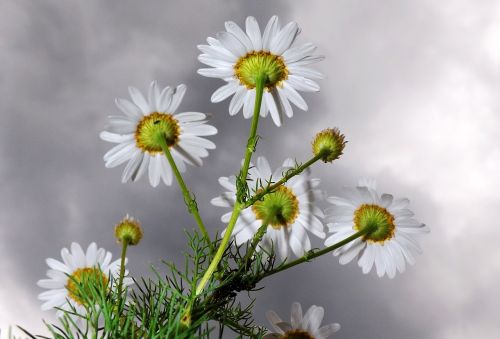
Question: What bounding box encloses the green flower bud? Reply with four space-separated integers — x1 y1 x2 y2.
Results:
312 128 346 163
115 215 143 246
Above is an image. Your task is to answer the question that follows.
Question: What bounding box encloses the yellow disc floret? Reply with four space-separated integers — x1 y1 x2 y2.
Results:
66 267 108 305
135 112 180 153
252 186 299 229
353 204 396 244
234 51 288 89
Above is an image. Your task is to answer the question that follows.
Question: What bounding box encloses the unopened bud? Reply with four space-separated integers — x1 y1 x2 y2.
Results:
312 128 346 163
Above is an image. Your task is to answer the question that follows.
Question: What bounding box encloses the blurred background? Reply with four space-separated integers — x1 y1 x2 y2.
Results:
0 0 499 338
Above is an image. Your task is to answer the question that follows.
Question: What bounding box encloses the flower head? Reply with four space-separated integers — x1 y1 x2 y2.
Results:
115 215 143 246
264 302 340 339
100 81 217 187
211 156 325 260
198 16 324 126
37 242 132 317
312 128 346 163
325 179 429 278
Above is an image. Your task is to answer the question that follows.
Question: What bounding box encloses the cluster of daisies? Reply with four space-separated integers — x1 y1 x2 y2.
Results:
36 15 429 338
211 159 429 278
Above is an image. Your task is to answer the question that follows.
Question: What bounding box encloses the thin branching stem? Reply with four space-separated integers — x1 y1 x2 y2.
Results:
244 153 324 209
262 226 375 278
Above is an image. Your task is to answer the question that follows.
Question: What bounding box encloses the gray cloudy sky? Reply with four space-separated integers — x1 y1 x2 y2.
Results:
1 0 499 338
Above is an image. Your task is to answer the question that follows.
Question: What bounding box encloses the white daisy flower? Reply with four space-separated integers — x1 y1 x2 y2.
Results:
211 156 325 261
100 81 217 187
198 16 324 127
264 302 340 339
325 179 430 278
37 242 132 318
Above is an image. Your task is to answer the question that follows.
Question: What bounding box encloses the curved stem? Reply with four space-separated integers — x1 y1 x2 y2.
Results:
158 137 213 252
195 75 266 296
262 227 374 279
244 153 324 209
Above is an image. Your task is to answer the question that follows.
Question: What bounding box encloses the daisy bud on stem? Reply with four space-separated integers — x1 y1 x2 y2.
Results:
115 215 143 246
115 215 142 300
312 128 346 163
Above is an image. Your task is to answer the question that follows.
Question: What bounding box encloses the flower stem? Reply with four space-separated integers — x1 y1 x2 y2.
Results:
158 137 213 252
237 74 265 204
242 222 268 270
195 74 266 296
262 226 374 278
117 239 128 300
244 153 324 209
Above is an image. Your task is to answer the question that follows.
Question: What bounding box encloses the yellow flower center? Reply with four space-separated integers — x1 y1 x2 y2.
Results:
353 204 396 244
135 112 180 154
234 51 288 90
66 267 108 305
281 329 315 339
252 186 299 229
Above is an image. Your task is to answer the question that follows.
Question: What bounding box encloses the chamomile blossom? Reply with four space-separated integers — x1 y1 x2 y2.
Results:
325 179 429 278
264 302 340 339
37 242 132 317
198 16 324 126
211 156 325 261
100 81 217 187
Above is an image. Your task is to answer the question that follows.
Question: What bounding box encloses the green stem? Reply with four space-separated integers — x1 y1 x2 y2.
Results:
117 240 128 299
237 74 265 204
242 222 268 270
195 203 242 295
158 137 213 252
244 153 323 209
262 227 373 278
195 74 266 296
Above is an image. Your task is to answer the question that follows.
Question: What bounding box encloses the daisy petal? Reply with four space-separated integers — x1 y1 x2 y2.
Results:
282 82 308 110
216 31 247 57
265 91 283 126
99 131 134 144
128 86 150 114
270 21 299 55
167 84 187 113
262 16 280 51
287 75 320 92
229 86 246 115
211 81 239 103
245 16 262 50
115 98 142 119
225 21 253 52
